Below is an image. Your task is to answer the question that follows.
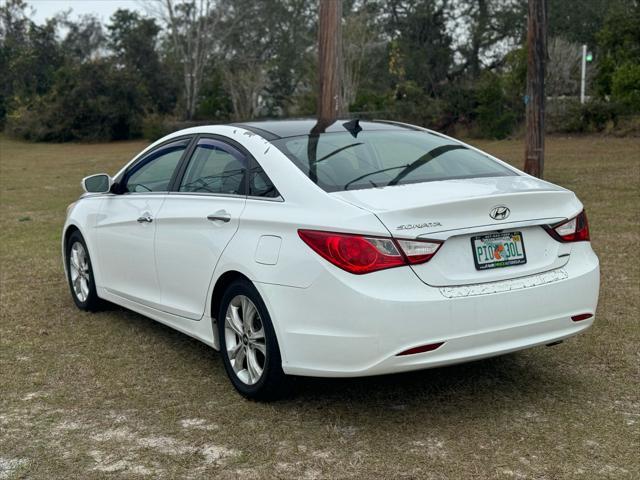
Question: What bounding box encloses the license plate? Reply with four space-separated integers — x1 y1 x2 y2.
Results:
471 231 527 270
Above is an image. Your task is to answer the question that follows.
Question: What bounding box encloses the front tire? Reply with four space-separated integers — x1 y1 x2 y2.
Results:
66 230 101 311
218 279 291 401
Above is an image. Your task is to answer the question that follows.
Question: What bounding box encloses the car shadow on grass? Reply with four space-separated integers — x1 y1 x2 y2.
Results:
292 354 558 404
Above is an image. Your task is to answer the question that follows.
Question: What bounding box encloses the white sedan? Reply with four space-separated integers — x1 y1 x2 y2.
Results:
63 120 600 400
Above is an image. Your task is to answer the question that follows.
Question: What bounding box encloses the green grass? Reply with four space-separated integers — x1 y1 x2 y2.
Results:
1 135 639 479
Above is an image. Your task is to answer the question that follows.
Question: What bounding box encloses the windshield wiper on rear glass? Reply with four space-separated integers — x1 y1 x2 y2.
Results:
343 165 408 190
314 142 364 163
388 144 467 186
342 144 468 191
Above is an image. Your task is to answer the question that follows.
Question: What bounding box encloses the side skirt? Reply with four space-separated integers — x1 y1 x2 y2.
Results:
98 288 218 350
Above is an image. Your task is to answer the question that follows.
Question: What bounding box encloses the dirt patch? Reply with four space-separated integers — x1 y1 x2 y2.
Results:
0 457 28 479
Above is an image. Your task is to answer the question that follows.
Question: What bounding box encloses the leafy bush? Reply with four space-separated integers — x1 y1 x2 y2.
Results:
546 99 584 133
547 98 622 133
439 81 477 133
387 81 447 129
349 88 391 115
141 113 173 142
6 62 146 142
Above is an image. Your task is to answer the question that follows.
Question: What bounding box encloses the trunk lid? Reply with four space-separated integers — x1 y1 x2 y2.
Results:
331 176 582 286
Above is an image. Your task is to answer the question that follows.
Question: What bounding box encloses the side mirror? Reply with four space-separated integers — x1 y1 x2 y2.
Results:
82 173 112 193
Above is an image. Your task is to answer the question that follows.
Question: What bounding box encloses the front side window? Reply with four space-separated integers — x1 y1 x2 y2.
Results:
271 130 516 192
125 139 189 193
179 138 247 195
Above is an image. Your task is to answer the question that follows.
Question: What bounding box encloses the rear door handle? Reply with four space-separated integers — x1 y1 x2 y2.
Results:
207 211 231 223
137 214 153 223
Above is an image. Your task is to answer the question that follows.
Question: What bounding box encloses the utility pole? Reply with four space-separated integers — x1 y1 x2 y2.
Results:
309 0 343 182
524 0 547 178
315 0 343 128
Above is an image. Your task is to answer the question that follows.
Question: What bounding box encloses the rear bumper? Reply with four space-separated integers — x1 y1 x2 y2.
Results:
257 243 600 377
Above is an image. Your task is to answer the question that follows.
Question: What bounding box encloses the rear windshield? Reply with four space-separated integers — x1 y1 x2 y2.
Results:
272 130 516 192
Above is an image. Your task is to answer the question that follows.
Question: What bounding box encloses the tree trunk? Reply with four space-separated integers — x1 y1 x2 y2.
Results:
524 0 547 178
316 0 343 127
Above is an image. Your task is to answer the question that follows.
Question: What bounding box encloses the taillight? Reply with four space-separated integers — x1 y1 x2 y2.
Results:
545 210 590 242
298 230 442 274
396 239 442 264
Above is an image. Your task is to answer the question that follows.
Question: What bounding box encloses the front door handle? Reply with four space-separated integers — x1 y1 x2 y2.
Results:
137 214 153 223
207 211 231 223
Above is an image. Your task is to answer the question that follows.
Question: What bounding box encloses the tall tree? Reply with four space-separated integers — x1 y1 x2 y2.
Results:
148 0 223 119
453 0 527 78
593 1 640 104
341 1 383 109
218 0 315 120
108 9 177 113
60 14 104 63
547 0 611 47
0 0 62 124
384 0 453 96
524 0 547 177
264 0 316 116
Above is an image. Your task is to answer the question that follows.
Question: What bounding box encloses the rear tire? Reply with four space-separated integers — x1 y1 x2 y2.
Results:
218 278 291 401
66 231 101 312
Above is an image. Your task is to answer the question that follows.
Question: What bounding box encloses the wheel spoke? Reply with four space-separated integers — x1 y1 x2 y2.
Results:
248 324 264 342
71 246 80 270
73 276 82 301
232 346 246 374
226 306 243 336
77 245 86 268
246 349 263 383
251 340 266 356
241 296 257 330
70 255 80 271
228 342 242 361
80 278 89 300
70 264 79 281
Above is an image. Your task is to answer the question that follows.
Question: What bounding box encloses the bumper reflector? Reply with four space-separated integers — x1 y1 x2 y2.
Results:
571 313 593 322
397 342 445 356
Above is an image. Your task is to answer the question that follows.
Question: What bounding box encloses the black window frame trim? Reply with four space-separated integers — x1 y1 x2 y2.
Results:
113 134 196 195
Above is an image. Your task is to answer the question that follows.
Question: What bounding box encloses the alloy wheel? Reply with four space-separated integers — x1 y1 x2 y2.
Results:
224 295 267 385
69 241 90 303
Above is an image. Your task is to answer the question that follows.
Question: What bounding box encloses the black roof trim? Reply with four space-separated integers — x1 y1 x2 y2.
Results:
232 123 281 141
370 119 423 131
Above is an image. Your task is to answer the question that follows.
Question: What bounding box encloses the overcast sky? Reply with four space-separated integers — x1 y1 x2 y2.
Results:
28 0 147 24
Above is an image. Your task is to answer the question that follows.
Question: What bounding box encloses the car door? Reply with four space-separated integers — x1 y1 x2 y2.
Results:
154 136 248 320
96 137 192 308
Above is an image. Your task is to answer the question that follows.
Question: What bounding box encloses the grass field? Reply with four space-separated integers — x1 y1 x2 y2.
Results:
1 134 638 479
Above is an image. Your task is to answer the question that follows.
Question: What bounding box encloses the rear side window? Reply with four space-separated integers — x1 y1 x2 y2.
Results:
125 139 189 193
179 138 247 195
249 162 279 198
271 130 515 192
